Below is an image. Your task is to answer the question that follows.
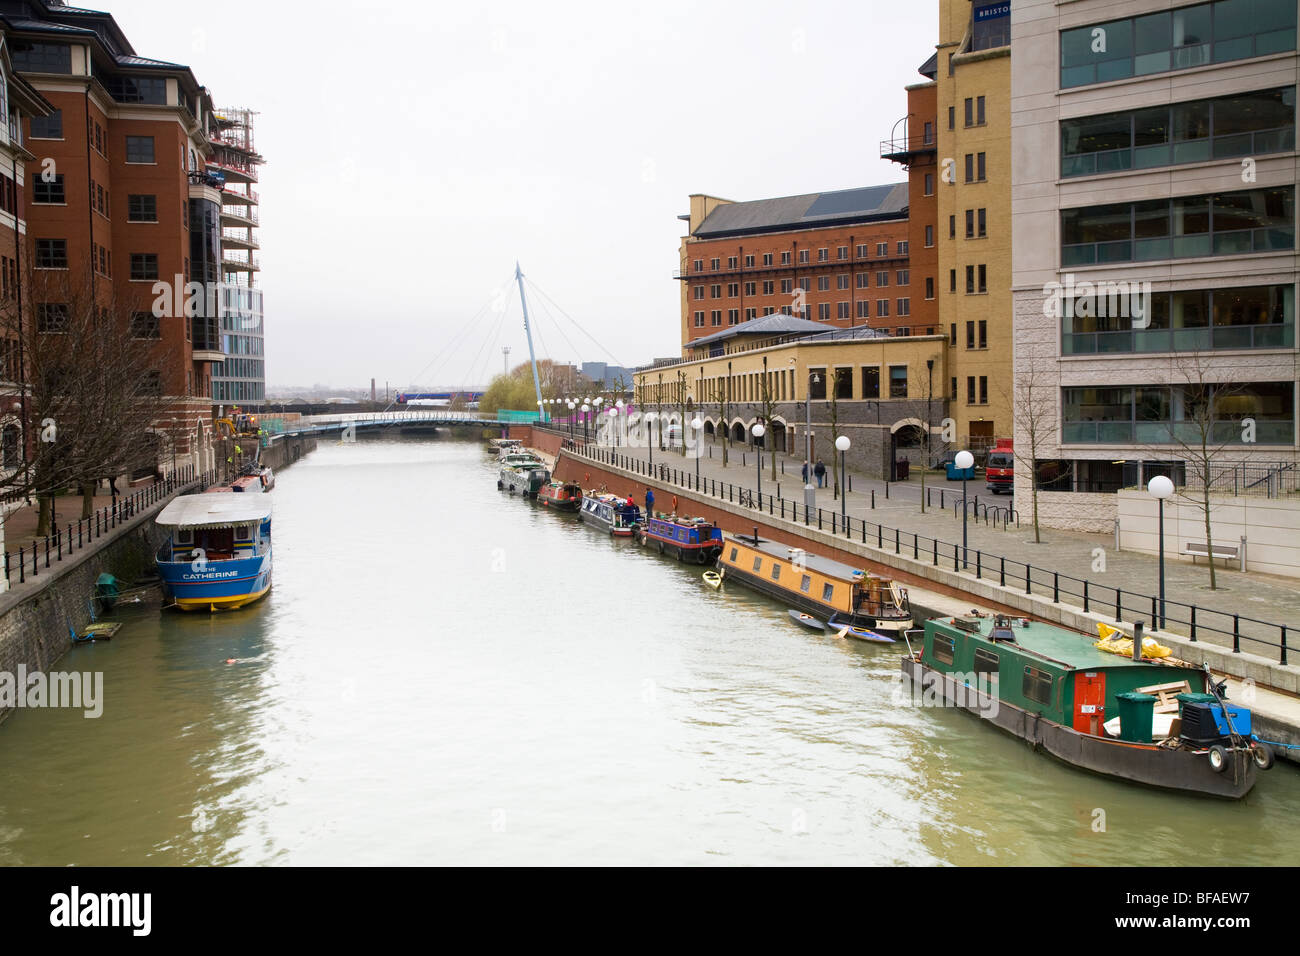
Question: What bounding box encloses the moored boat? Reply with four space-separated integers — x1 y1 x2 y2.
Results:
716 533 913 638
636 513 723 564
900 613 1273 798
578 492 641 536
155 494 273 612
498 451 550 497
537 479 583 511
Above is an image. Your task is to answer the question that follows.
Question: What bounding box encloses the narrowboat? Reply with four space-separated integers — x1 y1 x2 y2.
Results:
155 494 273 612
636 514 723 564
488 438 522 456
537 479 583 511
498 451 550 497
901 614 1274 799
716 533 914 638
578 492 641 536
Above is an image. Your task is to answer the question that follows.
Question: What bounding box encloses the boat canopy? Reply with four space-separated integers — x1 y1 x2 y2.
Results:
156 494 272 529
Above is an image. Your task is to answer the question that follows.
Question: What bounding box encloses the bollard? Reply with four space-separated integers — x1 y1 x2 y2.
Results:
871 490 875 509
832 512 837 535
885 481 890 500
1000 556 1005 586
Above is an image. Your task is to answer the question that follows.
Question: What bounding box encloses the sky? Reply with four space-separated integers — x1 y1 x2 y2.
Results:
115 0 938 392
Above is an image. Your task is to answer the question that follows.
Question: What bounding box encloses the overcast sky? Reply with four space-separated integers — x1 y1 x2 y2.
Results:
119 0 937 391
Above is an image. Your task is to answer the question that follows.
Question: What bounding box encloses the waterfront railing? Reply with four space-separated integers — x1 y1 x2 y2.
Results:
565 439 1292 666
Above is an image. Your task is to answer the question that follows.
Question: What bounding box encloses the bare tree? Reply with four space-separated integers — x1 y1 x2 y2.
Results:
718 363 731 468
1009 350 1060 545
757 362 782 481
823 369 846 499
1143 352 1245 591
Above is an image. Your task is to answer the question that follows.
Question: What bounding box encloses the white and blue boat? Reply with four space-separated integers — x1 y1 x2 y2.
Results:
155 494 273 612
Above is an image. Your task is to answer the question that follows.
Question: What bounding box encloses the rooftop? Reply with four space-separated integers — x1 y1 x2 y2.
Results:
691 183 909 239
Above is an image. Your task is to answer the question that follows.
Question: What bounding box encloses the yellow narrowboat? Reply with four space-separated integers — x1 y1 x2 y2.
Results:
716 533 913 636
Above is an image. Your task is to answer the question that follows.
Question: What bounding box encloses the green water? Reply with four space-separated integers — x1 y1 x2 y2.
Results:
0 437 1294 865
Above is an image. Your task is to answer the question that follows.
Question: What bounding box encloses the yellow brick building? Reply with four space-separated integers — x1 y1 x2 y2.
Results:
935 0 1012 455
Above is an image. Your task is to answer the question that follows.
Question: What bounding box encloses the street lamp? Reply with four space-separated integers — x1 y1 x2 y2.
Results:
691 416 703 489
1148 474 1174 630
567 400 575 439
835 434 850 524
752 422 765 503
645 411 656 472
955 450 974 569
581 403 590 441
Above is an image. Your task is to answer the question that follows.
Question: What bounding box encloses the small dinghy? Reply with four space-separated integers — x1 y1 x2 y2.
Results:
788 610 825 631
702 570 724 589
828 614 896 643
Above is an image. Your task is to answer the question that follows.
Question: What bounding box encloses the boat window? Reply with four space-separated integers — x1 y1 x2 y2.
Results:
822 583 834 602
1023 666 1053 706
235 526 251 541
729 548 738 562
800 575 811 593
974 649 1000 693
933 635 956 665
770 563 781 581
175 529 193 545
752 556 763 572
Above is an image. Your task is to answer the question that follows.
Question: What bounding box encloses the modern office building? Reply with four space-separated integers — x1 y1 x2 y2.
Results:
1011 0 1299 530
675 184 933 348
209 106 265 409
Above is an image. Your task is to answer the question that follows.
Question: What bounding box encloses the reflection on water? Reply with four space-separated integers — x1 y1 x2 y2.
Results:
0 437 1294 865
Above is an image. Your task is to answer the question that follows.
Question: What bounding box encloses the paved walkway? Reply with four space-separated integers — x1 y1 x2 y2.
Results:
568 435 1300 666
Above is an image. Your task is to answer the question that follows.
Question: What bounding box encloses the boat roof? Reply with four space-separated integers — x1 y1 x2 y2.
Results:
156 494 272 529
724 534 878 583
934 615 1196 673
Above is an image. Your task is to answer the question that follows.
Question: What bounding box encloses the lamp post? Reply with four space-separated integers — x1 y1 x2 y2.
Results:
645 411 656 472
955 450 974 569
691 416 703 489
581 402 590 441
615 398 624 448
567 400 576 439
752 422 765 502
835 435 850 524
805 371 819 518
594 396 604 443
1148 475 1174 630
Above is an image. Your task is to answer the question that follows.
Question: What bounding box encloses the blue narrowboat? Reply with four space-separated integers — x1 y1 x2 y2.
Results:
578 492 641 537
637 514 723 564
155 495 273 612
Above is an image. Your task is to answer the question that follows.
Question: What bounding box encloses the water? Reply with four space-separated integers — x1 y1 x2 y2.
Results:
0 437 1294 865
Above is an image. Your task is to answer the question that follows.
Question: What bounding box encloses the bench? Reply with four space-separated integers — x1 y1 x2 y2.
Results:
1182 541 1239 567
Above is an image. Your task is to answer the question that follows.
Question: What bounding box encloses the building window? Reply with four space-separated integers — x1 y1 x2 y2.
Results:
925 277 935 299
964 97 974 127
130 253 159 281
763 253 773 266
817 248 828 262
977 95 986 125
809 369 827 400
128 194 157 222
711 310 722 326
780 278 792 294
130 312 161 338
35 238 67 268
898 241 908 255
1061 88 1297 178
949 269 957 293
694 311 704 327
947 105 955 130
965 266 975 294
897 269 909 285
125 136 155 164
817 276 830 291
978 265 987 293
965 153 974 183
780 251 791 265
967 376 977 404
29 109 63 139
889 365 908 398
923 120 934 144
857 300 871 318
925 224 934 247
979 375 988 404
762 280 774 295
745 308 757 320
710 257 720 270
837 301 851 319
898 298 910 316
818 302 831 320
33 174 64 204
1062 382 1295 444
978 319 987 348
951 377 957 399
692 259 703 272
837 246 848 260
837 274 849 290
978 208 986 238
10 41 72 73
710 284 721 298
36 302 69 333
966 321 976 348
694 286 704 300
856 272 869 289
728 309 739 325
876 242 887 257
949 215 956 239
978 153 986 181
744 281 756 296
950 323 957 345
877 299 889 318
856 243 868 257
876 271 889 287
924 173 934 196
744 254 754 268
727 256 737 269
799 249 809 264
966 209 975 239
1060 1 1297 90
862 366 880 398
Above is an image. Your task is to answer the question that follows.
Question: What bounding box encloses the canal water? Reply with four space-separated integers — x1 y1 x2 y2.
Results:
0 436 1295 865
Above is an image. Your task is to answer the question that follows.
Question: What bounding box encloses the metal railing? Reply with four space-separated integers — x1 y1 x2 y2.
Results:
564 440 1293 665
2 464 215 588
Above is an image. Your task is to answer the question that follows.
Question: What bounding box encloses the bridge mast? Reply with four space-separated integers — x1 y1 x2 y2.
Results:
514 262 547 422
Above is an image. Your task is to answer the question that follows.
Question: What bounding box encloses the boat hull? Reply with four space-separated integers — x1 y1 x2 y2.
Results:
900 658 1256 799
720 561 911 635
499 465 549 497
157 550 273 612
638 529 722 564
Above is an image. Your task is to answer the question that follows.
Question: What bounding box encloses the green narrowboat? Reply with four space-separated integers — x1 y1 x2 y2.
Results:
901 614 1273 799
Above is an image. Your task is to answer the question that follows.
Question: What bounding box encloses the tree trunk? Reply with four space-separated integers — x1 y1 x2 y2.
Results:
1203 484 1217 590
1031 483 1041 544
81 481 95 520
36 494 52 537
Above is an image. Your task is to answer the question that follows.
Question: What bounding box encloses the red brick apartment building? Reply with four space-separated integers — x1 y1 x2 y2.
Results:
0 0 264 478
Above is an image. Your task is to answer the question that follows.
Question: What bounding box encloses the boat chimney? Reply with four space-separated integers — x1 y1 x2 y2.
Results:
1133 620 1144 661
753 527 759 545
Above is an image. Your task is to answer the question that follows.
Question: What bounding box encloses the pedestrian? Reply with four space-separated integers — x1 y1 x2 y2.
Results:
645 488 655 515
814 458 826 488
802 461 810 484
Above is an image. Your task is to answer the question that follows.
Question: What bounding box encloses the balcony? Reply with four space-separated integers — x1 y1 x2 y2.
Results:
220 187 259 207
192 316 225 363
1063 323 1294 355
221 204 259 227
1063 420 1295 446
880 133 937 163
221 252 260 272
221 229 260 250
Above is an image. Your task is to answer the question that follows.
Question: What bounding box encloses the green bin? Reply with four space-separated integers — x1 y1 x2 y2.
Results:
1115 691 1157 742
1175 691 1217 715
